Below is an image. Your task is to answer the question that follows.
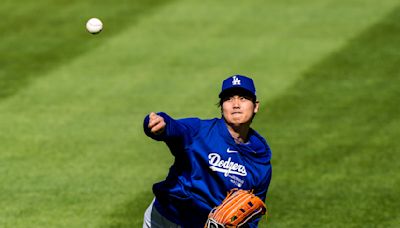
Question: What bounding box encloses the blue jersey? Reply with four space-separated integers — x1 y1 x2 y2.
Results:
143 112 272 228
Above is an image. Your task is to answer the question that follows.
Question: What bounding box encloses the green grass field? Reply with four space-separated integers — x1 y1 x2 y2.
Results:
1 0 399 227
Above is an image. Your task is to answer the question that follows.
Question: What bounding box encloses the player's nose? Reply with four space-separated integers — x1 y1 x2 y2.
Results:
232 97 240 108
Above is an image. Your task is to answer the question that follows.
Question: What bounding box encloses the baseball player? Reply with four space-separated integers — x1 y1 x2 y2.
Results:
142 75 272 228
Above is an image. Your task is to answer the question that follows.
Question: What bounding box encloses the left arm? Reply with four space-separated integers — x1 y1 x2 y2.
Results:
247 163 272 227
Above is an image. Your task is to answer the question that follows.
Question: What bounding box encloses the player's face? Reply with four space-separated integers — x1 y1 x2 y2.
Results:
222 94 259 127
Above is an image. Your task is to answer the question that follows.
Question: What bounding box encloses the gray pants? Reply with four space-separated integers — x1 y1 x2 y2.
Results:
143 198 181 228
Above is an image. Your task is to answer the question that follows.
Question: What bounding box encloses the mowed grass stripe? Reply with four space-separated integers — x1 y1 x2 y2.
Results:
0 0 175 100
256 6 400 227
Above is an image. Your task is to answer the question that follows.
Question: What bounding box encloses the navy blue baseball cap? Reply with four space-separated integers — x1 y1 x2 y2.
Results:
219 75 256 99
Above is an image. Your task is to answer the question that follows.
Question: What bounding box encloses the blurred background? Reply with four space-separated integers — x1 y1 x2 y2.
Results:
0 0 399 227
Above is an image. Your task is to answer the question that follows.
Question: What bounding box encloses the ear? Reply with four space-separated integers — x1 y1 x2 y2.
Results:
254 101 260 113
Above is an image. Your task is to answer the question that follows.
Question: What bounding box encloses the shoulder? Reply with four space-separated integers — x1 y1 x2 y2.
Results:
248 128 272 160
249 128 269 146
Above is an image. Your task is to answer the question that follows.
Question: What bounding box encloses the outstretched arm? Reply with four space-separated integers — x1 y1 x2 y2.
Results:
143 112 201 157
144 112 199 141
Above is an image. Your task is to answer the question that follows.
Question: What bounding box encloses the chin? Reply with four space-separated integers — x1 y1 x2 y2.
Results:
230 119 244 126
223 115 249 126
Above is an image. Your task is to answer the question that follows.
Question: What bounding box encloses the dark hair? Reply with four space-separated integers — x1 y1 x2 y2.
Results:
217 88 257 107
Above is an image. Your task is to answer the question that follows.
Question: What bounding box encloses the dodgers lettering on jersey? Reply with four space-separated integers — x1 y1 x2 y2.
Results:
208 153 247 177
143 113 272 228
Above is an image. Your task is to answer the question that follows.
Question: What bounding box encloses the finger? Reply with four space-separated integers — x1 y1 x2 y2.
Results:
148 112 159 128
148 113 165 132
149 112 157 120
151 121 166 134
148 119 159 129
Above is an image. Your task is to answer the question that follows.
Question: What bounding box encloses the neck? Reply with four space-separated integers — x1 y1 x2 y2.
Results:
226 123 250 144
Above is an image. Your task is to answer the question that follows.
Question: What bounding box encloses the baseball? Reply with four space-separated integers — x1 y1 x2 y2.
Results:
86 18 103 34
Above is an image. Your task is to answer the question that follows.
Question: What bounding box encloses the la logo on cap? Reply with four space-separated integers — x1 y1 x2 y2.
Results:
232 76 241 85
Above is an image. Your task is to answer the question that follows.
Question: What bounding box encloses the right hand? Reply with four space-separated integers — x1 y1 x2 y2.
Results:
148 112 166 135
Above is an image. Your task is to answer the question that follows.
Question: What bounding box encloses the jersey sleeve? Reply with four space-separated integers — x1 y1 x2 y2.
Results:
246 163 272 227
143 112 200 141
255 163 272 201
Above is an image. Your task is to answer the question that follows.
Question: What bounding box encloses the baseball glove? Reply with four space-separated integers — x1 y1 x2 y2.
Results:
205 188 267 228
